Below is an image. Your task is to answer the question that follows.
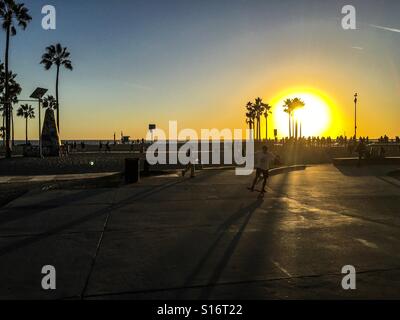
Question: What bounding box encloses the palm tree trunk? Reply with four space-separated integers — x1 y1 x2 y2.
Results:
256 118 258 141
265 116 268 141
26 118 28 144
291 114 294 139
288 114 291 138
4 26 11 158
2 115 5 146
11 108 14 146
56 65 60 133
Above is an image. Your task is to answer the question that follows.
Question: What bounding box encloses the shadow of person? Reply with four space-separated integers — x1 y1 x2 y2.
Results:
178 198 264 299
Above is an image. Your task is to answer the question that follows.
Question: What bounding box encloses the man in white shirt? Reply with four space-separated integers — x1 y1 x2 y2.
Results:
249 146 277 194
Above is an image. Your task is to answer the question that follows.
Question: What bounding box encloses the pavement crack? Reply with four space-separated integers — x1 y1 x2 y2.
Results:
83 265 400 299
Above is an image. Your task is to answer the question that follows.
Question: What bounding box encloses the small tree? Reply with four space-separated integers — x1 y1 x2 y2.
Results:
16 104 35 144
42 95 57 110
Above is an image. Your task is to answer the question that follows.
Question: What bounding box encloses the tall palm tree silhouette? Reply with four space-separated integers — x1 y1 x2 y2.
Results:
283 98 293 138
9 70 21 146
263 103 272 141
0 61 5 138
17 104 34 144
0 0 31 157
1 62 22 146
245 101 255 133
291 98 305 139
40 43 73 133
253 97 267 141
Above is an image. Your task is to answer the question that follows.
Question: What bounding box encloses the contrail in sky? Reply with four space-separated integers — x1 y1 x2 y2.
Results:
370 24 400 33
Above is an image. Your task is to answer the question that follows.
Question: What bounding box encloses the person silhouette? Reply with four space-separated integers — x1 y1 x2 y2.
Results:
249 146 277 194
356 139 366 167
182 148 196 178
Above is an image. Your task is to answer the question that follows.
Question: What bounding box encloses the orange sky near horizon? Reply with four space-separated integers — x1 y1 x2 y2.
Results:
12 61 400 141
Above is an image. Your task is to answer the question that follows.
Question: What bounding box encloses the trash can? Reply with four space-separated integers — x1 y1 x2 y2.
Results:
125 158 140 183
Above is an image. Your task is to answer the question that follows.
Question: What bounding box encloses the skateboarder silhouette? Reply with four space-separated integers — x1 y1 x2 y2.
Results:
249 146 277 194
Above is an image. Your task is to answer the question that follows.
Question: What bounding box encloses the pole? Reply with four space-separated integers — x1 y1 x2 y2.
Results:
38 99 42 158
354 93 358 139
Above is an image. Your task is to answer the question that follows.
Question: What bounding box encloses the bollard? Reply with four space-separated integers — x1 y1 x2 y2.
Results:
125 158 140 183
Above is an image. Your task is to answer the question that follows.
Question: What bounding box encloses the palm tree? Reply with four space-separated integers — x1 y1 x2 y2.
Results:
42 95 57 110
1 62 22 146
283 98 293 138
253 97 266 141
245 112 253 131
9 70 21 146
263 103 272 141
40 43 73 133
16 104 34 144
0 0 32 158
291 98 305 139
245 101 255 132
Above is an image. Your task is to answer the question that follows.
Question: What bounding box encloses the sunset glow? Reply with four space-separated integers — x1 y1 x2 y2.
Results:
270 89 336 138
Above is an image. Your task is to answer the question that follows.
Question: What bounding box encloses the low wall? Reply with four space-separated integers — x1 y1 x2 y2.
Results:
333 157 400 166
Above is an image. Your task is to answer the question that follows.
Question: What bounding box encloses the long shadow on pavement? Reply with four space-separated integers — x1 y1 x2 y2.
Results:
0 171 222 260
177 197 264 299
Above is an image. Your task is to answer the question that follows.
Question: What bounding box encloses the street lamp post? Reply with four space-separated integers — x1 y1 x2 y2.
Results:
30 88 48 158
354 93 358 140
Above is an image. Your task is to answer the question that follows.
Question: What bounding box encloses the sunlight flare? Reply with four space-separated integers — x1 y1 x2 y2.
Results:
270 88 337 138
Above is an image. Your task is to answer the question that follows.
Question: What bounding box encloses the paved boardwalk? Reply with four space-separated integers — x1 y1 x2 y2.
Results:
0 172 118 184
0 165 399 299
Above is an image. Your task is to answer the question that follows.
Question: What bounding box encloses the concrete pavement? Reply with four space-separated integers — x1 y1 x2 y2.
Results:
0 172 118 184
0 164 399 299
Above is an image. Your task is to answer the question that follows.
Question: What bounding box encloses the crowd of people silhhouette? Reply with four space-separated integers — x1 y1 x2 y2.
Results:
59 134 400 155
272 135 400 147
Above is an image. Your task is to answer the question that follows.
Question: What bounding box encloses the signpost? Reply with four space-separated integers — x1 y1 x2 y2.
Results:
30 88 48 158
354 93 358 139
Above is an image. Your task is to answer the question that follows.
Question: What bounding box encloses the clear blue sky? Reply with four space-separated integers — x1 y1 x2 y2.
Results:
2 0 400 139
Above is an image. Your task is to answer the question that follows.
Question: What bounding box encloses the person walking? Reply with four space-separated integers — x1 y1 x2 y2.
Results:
356 139 367 167
182 148 196 178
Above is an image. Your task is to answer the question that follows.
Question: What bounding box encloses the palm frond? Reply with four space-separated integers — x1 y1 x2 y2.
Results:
41 43 73 71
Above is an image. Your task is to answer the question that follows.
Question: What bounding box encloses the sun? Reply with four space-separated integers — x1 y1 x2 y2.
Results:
270 88 335 138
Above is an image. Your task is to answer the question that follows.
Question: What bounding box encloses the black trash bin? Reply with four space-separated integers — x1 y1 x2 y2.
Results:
125 158 140 183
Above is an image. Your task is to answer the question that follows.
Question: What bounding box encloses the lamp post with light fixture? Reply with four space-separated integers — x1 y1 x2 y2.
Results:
354 93 358 140
30 88 48 158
